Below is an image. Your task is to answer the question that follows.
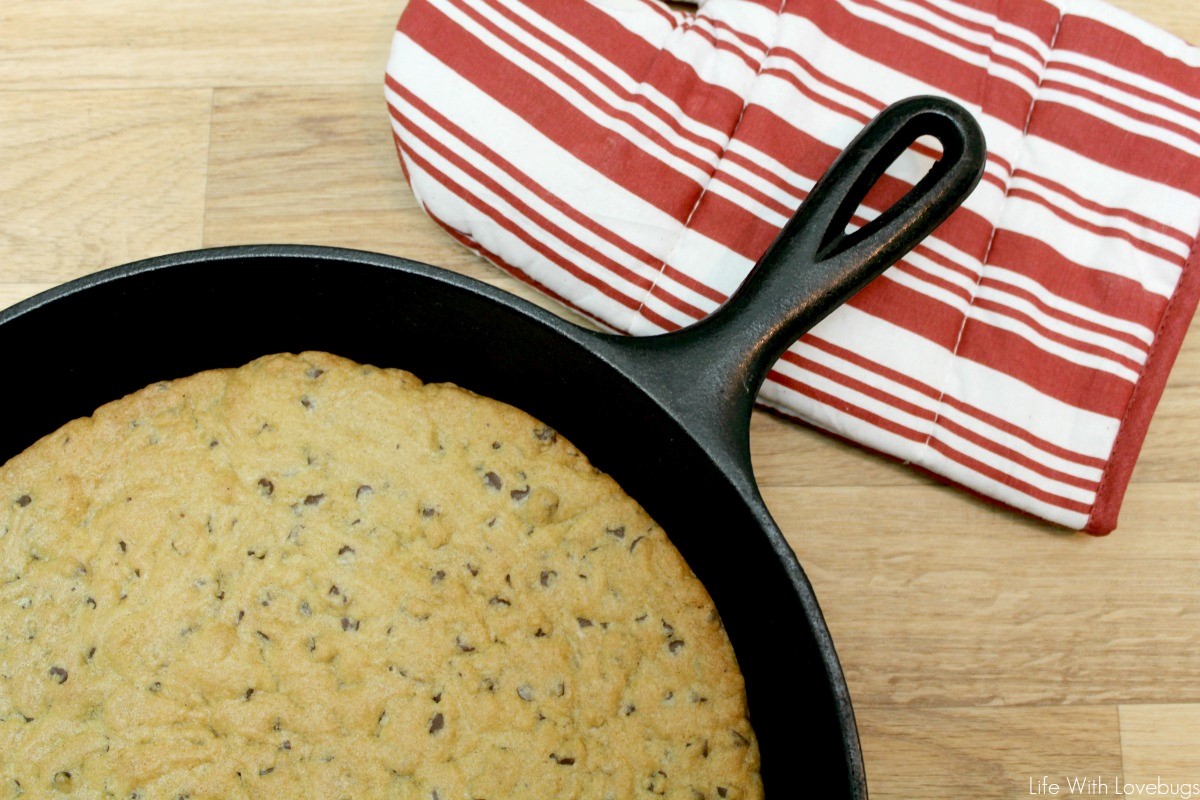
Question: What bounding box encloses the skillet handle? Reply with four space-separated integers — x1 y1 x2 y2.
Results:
614 96 986 466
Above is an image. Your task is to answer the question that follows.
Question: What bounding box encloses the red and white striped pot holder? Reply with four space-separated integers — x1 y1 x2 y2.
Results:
384 0 1200 533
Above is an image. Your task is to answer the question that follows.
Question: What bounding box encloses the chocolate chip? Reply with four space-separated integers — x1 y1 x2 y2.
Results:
668 638 685 653
510 486 530 501
300 396 313 409
629 536 645 553
299 601 311 616
303 494 324 506
534 426 557 443
731 730 750 747
550 753 575 766
245 688 255 700
328 585 340 596
489 596 511 606
337 545 354 556
258 766 274 776
48 666 68 684
491 441 502 450
717 788 728 798
455 636 475 652
606 525 626 539
119 540 127 553
340 617 359 632
85 597 96 609
432 570 446 583
539 570 557 587
624 704 636 716
429 712 444 734
702 740 710 758
256 630 271 641
577 618 593 629
466 563 479 577
306 367 325 379
484 471 502 490
258 478 274 496
534 628 547 638
209 439 219 448
280 740 291 750
421 506 437 518
87 647 96 661
356 484 373 499
517 685 534 701
15 495 31 507
149 681 162 692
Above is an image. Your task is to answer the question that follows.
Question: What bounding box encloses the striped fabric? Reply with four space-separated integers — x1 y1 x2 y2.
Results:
384 0 1200 533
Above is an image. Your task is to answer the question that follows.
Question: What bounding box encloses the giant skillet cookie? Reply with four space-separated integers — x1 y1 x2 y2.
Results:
0 351 762 800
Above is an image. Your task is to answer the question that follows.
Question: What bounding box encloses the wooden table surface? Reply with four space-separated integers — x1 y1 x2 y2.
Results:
2 1 1198 797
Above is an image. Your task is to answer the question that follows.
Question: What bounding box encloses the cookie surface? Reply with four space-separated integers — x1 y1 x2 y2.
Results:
0 352 762 799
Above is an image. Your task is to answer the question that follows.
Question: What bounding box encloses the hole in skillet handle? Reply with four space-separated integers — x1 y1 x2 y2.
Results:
619 95 987 470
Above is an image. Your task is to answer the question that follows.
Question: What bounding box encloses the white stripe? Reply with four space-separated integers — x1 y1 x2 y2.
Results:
984 267 1156 345
1038 88 1200 161
497 0 740 153
1052 50 1200 118
795 340 1105 481
998 194 1182 298
1009 175 1193 262
426 0 714 186
973 284 1149 364
995 20 1052 62
1045 64 1200 144
1020 134 1200 236
808 306 1117 460
968 305 1142 382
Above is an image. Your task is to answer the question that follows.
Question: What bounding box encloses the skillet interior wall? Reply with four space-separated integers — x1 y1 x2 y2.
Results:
0 251 857 796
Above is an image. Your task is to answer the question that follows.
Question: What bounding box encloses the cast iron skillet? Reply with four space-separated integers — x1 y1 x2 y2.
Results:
0 96 984 797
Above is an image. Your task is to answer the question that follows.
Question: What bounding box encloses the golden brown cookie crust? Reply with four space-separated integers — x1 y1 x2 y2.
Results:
0 352 762 799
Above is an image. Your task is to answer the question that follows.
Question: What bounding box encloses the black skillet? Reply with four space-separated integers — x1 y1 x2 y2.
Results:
0 95 985 797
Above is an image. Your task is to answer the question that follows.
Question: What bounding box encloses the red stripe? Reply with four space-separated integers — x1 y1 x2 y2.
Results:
798 0 988 109
953 315 1136 416
1059 16 1200 107
925 439 1092 514
481 0 727 160
1027 103 1200 198
389 79 673 288
393 127 642 311
970 296 1145 374
976 275 1152 355
682 16 760 71
1008 188 1187 268
1050 60 1200 133
1012 169 1194 248
804 335 1110 469
449 0 718 176
633 0 679 28
402 0 704 218
391 97 709 320
985 231 1169 331
705 14 769 53
781 349 1099 490
767 368 1092 513
522 0 748 135
1040 78 1200 153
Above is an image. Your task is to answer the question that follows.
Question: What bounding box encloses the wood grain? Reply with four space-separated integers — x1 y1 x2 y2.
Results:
859 705 1123 799
1121 705 1200 794
0 89 211 283
1 1 1198 798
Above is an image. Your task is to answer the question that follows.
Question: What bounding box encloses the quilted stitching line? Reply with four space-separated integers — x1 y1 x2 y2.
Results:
911 5 1067 487
631 0 790 329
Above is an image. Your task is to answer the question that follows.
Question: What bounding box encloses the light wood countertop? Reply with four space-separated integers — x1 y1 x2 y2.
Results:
2 1 1198 797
